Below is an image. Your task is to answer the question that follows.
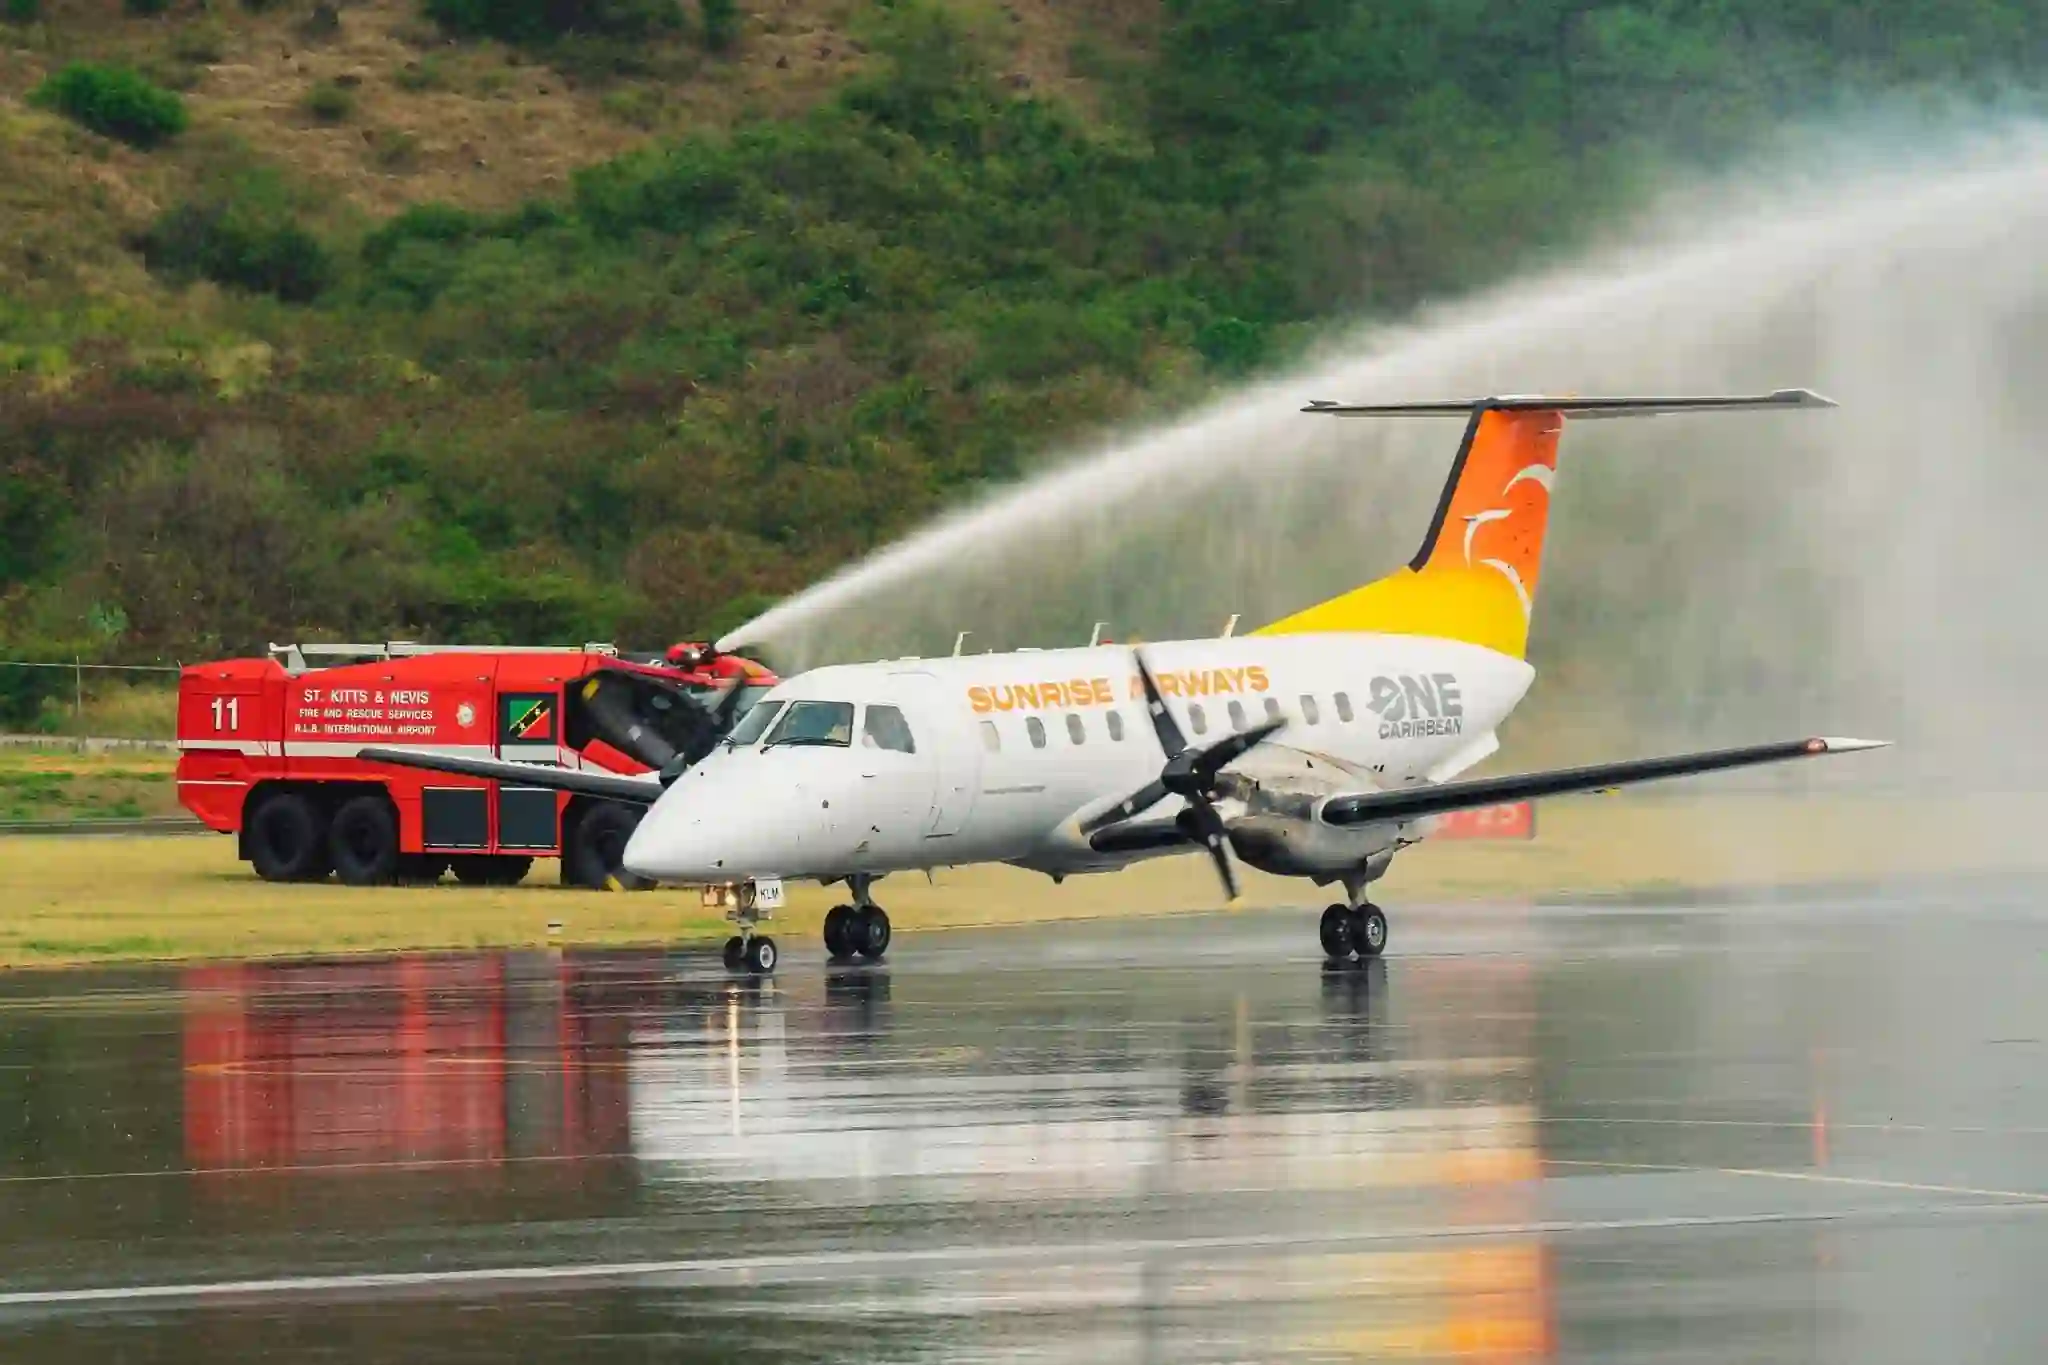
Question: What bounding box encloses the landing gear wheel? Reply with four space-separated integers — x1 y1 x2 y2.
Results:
329 794 400 886
722 935 745 969
823 905 856 960
247 792 327 882
745 935 778 974
853 906 891 960
1352 905 1388 958
1319 904 1356 959
452 855 533 887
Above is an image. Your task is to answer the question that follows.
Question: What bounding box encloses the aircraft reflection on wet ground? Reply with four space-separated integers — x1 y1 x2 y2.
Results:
1 883 2046 1362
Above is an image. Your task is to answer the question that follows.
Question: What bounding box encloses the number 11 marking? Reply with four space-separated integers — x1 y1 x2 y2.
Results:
211 696 241 731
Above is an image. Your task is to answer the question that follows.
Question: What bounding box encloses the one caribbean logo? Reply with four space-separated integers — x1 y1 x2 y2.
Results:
1366 673 1465 739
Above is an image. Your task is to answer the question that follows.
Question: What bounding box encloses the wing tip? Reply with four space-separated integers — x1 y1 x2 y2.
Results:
1810 736 1890 753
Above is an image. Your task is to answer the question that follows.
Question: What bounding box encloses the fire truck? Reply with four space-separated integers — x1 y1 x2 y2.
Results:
175 640 777 888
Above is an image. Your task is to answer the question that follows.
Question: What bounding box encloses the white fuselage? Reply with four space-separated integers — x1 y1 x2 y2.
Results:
620 633 1533 887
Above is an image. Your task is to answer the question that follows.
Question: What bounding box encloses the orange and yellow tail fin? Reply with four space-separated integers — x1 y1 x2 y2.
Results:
1254 390 1834 659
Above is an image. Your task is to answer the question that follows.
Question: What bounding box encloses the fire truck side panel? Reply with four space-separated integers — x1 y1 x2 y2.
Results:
175 659 287 833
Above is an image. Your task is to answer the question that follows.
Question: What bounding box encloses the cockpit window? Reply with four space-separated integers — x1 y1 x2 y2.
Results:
764 700 855 748
862 704 917 754
726 698 785 746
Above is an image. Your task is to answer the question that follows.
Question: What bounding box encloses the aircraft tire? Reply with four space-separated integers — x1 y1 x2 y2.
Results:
746 935 778 974
1319 905 1355 959
330 794 401 886
854 906 891 960
247 792 327 882
822 905 855 959
1353 906 1388 958
722 935 745 969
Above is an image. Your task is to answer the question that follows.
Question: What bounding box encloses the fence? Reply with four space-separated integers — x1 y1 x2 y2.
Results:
0 659 182 737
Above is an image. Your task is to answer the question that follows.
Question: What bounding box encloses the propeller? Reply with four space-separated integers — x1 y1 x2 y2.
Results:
677 675 752 767
1078 649 1285 902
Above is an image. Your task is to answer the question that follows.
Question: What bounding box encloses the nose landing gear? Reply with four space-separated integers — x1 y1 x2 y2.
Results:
707 879 779 974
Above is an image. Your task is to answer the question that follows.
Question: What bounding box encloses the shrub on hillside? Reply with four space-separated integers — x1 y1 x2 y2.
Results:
424 0 681 44
30 64 188 148
123 0 170 14
137 200 333 303
4 0 41 25
304 80 354 122
700 0 737 51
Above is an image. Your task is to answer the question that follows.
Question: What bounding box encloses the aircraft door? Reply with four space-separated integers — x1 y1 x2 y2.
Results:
886 671 976 837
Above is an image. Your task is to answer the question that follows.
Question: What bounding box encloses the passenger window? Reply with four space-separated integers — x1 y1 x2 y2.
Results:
1066 713 1086 745
1027 716 1047 749
979 720 1001 752
765 700 855 748
1227 699 1248 731
1189 704 1208 736
1300 695 1320 726
1106 710 1125 742
1335 692 1354 723
1264 696 1283 723
862 704 916 754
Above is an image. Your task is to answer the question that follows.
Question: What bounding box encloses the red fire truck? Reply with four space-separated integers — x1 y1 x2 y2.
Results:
175 640 777 888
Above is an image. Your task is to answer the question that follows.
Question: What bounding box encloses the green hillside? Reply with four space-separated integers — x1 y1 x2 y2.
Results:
3 0 2044 721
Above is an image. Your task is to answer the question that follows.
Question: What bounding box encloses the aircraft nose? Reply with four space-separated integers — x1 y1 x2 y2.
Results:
621 775 774 884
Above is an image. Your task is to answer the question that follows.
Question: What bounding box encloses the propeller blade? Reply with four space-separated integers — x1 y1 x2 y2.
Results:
1183 799 1239 902
1190 718 1286 787
1077 779 1171 836
1131 649 1188 759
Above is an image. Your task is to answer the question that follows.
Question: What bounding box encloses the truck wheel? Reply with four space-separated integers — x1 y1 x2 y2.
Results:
247 792 327 882
564 802 652 890
453 855 532 887
329 794 401 886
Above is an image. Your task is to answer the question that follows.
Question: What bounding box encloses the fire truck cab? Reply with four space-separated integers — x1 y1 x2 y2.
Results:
176 641 776 888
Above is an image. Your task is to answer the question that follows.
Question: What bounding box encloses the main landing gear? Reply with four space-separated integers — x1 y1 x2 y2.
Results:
1319 900 1388 962
822 875 891 963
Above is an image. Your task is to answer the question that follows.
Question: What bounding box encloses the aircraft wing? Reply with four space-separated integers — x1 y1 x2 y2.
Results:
1318 737 1886 828
356 748 662 805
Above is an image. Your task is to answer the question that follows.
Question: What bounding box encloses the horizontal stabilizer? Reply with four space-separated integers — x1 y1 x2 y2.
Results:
357 748 661 805
1302 389 1835 418
1318 736 1886 828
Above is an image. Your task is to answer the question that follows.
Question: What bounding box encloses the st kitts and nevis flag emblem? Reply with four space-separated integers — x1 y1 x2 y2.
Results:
499 693 557 745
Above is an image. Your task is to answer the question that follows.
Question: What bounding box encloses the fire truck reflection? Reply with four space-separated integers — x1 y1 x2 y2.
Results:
182 953 643 1171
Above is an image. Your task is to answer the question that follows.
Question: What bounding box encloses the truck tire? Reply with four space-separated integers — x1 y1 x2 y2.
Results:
564 802 652 890
329 794 401 886
452 855 532 887
247 792 327 882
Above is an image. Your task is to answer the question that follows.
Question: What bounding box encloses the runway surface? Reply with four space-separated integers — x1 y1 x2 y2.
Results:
1 881 2045 1362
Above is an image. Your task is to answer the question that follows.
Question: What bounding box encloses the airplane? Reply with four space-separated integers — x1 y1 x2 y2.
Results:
364 388 1887 974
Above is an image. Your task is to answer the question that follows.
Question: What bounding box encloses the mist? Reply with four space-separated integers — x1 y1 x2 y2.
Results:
724 122 2048 790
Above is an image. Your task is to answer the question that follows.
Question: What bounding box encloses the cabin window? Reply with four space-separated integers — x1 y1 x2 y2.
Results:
979 720 1001 753
765 700 854 748
1227 699 1248 731
1265 696 1283 723
862 704 916 754
1106 710 1125 742
1300 695 1320 726
1189 704 1209 736
1334 692 1354 723
727 699 786 747
1027 716 1047 749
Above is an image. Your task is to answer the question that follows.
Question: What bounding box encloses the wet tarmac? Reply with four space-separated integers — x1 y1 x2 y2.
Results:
1 881 2045 1362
